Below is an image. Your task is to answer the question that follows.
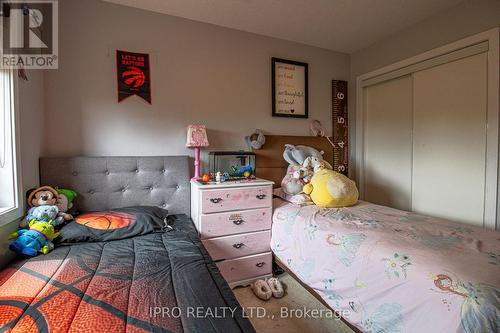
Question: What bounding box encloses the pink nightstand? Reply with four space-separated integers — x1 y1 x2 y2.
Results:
191 178 274 288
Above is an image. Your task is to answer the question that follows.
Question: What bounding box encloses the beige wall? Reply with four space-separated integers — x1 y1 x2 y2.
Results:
43 0 349 169
19 71 45 192
351 0 500 77
349 0 500 177
1 0 348 268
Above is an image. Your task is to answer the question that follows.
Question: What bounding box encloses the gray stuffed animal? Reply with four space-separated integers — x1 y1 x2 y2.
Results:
281 145 325 195
283 144 324 166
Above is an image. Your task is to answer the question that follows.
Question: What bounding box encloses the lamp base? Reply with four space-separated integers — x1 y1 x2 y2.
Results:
192 147 201 180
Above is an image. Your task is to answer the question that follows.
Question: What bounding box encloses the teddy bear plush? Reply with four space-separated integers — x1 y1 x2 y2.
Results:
9 220 60 257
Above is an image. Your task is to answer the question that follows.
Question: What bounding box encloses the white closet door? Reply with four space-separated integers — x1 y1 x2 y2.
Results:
412 53 487 226
364 75 413 210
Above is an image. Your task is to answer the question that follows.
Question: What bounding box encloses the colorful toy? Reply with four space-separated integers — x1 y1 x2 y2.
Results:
303 169 359 208
55 188 77 226
202 174 211 183
281 145 325 195
9 221 60 257
28 186 58 207
24 205 59 225
220 172 230 182
231 165 253 178
21 186 76 228
281 165 305 195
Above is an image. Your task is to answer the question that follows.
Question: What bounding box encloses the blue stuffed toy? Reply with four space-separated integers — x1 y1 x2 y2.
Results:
9 221 60 257
25 205 59 224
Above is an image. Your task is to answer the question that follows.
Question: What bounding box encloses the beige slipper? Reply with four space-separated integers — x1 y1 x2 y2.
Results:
251 279 272 301
267 277 285 298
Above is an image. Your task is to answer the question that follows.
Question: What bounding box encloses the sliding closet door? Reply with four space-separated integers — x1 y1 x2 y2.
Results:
363 75 413 210
412 53 487 225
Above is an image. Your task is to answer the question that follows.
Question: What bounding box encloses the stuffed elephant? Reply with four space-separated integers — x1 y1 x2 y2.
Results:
283 144 323 166
281 145 325 195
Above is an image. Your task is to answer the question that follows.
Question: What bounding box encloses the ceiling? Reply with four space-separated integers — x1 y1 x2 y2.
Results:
102 0 464 53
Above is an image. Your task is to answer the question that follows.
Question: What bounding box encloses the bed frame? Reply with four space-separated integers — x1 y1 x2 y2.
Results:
39 156 192 214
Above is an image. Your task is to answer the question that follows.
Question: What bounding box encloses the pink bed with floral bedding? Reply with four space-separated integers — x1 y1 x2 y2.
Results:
271 199 500 333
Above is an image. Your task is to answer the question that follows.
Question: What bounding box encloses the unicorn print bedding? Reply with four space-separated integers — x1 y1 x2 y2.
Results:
271 198 500 333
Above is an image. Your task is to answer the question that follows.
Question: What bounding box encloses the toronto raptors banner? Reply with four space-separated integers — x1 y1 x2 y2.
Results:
116 50 151 103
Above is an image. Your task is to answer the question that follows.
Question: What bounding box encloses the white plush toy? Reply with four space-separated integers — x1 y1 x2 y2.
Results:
303 156 333 173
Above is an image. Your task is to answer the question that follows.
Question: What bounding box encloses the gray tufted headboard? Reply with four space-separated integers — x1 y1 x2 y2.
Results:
39 156 191 215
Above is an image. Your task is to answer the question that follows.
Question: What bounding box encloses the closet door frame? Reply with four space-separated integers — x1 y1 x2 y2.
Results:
355 28 500 230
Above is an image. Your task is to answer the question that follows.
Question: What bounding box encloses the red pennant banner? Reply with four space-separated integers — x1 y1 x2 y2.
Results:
116 50 151 104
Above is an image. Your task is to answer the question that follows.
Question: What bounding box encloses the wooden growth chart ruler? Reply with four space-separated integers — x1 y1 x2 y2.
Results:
332 80 349 176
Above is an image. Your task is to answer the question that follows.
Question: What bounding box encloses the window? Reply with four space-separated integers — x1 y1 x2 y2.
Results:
0 69 22 226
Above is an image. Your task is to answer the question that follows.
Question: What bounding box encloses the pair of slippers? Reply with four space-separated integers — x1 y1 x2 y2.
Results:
251 278 285 301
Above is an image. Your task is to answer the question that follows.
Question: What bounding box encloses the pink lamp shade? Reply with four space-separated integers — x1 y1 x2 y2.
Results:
186 125 209 148
186 125 209 180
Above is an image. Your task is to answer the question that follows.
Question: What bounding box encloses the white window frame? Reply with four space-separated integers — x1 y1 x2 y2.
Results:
0 69 23 226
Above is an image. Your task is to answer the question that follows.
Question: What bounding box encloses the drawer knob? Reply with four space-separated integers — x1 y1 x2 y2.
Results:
210 198 223 204
256 262 266 268
256 194 266 200
232 243 245 249
233 219 244 225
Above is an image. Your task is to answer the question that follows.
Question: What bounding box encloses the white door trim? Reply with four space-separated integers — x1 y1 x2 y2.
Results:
355 28 499 230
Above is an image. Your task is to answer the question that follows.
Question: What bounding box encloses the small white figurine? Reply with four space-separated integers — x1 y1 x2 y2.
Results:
215 171 222 183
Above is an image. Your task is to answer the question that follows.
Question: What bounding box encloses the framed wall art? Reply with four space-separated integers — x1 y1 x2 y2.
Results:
272 57 308 118
116 50 152 104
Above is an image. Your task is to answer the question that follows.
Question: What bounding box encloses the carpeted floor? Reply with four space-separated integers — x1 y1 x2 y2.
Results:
233 274 354 333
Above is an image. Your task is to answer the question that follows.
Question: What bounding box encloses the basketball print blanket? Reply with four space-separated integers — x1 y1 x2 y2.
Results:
0 215 255 333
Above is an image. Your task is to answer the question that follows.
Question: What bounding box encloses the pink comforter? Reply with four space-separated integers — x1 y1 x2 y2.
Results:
271 199 500 333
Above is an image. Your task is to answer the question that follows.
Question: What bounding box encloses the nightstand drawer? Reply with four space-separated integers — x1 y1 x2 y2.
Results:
202 230 271 261
216 252 272 283
201 186 272 213
199 207 271 239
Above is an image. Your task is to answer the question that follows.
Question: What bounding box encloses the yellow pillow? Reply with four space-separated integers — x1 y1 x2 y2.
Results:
303 169 358 208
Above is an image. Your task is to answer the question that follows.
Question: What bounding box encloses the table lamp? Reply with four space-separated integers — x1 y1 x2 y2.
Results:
186 125 209 180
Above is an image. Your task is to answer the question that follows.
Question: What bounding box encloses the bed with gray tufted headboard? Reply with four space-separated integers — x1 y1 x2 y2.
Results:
0 156 256 333
39 156 191 215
